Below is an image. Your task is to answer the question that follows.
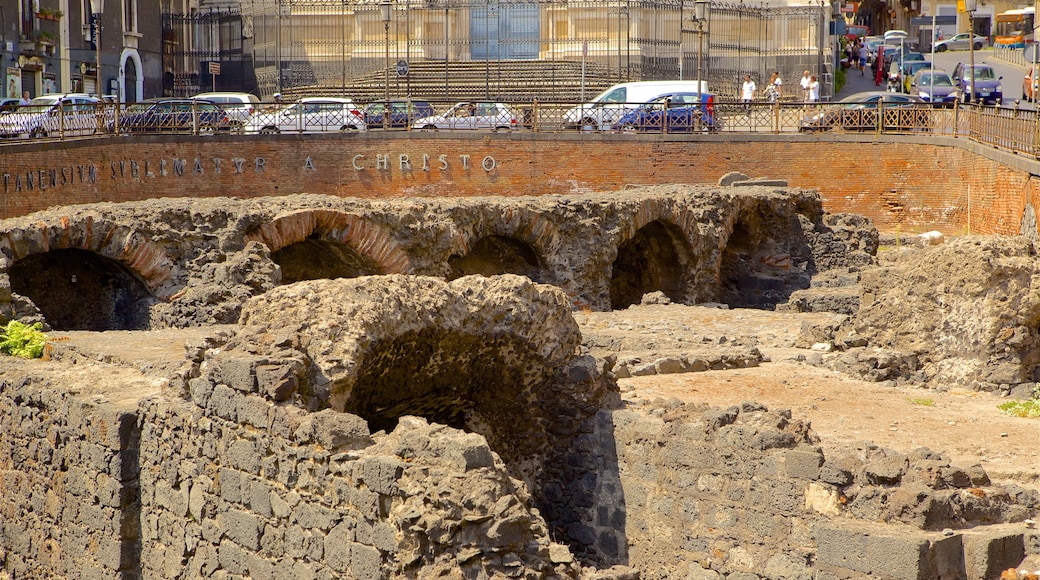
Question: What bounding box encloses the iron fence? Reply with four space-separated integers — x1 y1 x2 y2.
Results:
164 1 831 103
5 100 1040 166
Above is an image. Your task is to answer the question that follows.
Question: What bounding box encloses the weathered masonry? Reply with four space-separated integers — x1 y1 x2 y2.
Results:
1 132 1040 237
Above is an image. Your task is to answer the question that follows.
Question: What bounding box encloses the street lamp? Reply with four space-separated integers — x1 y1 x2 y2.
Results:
694 0 709 96
90 0 104 97
965 0 977 103
380 0 392 109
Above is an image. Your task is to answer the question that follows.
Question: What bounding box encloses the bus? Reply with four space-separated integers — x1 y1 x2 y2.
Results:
995 7 1035 49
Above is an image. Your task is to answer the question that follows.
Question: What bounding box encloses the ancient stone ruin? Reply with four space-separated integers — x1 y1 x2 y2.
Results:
1 186 1038 578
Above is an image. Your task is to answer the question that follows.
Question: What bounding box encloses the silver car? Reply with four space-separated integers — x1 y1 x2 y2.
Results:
0 93 101 139
243 97 366 134
933 33 989 51
412 102 517 131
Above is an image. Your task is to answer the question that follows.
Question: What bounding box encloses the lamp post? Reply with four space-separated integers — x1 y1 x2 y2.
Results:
965 0 977 103
90 0 104 97
694 0 708 96
380 0 391 128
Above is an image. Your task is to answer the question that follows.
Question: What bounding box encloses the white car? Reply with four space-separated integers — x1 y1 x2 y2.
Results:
0 93 102 139
243 97 366 134
192 92 261 128
412 102 517 131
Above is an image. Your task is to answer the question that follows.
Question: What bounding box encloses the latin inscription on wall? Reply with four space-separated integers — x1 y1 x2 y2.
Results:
2 153 499 193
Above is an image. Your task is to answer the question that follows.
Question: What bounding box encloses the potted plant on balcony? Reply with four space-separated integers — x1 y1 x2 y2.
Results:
34 31 56 56
35 8 63 21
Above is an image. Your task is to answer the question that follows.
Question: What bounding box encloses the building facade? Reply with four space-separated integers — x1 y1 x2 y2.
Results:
0 0 161 101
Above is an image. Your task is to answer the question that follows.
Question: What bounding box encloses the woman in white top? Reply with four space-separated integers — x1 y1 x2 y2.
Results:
808 76 820 103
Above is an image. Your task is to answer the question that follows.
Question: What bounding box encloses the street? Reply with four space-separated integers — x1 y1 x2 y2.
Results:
834 46 1031 108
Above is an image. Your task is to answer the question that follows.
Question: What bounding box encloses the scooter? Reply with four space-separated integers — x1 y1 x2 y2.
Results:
887 71 901 93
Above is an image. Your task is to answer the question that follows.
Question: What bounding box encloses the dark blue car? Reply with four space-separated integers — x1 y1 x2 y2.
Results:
363 99 436 129
118 98 231 134
611 92 718 132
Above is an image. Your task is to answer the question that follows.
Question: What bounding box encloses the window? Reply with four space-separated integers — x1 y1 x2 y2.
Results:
124 0 137 33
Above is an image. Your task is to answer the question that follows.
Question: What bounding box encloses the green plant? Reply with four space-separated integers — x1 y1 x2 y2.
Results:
998 384 1040 418
908 397 935 406
35 30 55 43
0 320 48 359
835 67 846 94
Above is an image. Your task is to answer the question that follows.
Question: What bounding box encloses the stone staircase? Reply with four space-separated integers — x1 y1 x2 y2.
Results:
282 59 621 104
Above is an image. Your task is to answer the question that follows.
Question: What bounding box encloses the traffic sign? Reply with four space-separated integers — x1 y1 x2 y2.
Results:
1026 44 1040 64
396 59 409 77
208 61 221 75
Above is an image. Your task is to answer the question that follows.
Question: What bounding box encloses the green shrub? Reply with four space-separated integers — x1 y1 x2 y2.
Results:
0 320 48 359
835 67 846 94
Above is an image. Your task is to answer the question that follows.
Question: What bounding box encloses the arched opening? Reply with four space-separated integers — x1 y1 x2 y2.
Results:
719 207 809 309
8 249 154 331
447 235 547 283
123 58 138 103
609 220 690 310
340 329 536 442
271 237 380 283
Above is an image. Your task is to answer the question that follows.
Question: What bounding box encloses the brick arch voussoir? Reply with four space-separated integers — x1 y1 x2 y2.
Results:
450 208 563 264
247 209 413 274
0 216 176 298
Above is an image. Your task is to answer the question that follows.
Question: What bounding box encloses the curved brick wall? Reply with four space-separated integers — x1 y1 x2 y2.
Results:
0 133 1037 236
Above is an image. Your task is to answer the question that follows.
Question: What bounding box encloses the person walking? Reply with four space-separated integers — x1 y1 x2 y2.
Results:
800 70 812 102
808 75 820 104
741 74 757 114
766 71 782 104
858 43 869 75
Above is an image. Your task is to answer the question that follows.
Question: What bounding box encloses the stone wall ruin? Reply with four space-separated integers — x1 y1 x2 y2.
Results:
2 187 1040 578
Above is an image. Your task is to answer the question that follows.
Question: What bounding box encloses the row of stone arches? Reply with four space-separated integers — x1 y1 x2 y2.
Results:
2 200 809 331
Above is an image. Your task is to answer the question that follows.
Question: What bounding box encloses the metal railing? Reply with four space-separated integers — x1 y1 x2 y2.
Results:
3 99 1040 161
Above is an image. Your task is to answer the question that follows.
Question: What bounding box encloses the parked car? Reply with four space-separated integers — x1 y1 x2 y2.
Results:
0 98 20 114
1023 67 1039 102
933 33 989 51
363 99 436 129
191 92 260 128
910 69 958 106
243 97 366 134
799 91 927 132
951 62 1003 104
0 93 101 139
118 98 232 134
413 102 517 131
900 61 933 93
610 92 719 132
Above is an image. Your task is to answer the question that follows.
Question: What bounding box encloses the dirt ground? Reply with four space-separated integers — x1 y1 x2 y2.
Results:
575 304 1040 491
14 302 1040 492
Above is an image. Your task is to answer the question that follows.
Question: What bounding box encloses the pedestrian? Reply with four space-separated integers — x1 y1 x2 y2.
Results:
741 74 757 113
858 43 869 75
800 70 812 102
808 75 820 104
766 71 782 104
19 91 30 106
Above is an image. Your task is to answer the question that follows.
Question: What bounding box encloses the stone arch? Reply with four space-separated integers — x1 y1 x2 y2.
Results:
446 208 561 284
609 219 694 310
0 216 176 299
608 200 699 310
718 202 808 309
118 49 144 103
246 210 412 282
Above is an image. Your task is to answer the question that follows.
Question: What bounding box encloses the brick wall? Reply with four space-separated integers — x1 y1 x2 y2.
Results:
0 134 1036 235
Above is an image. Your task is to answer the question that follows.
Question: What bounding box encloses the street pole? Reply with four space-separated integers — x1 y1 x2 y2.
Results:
965 0 977 103
90 0 103 97
381 0 391 127
695 0 708 94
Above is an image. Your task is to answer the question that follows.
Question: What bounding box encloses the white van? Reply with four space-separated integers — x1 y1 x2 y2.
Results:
564 80 708 130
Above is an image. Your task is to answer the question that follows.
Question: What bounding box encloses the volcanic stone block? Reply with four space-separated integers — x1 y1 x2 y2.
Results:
961 526 1025 580
815 520 965 579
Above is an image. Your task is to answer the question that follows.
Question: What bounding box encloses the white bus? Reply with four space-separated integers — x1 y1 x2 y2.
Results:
564 80 709 130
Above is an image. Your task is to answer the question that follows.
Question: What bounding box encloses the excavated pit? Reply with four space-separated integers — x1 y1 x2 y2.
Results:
609 218 692 309
447 234 548 283
271 237 381 283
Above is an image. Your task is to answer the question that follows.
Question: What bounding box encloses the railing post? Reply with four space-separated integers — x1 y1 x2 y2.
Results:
532 99 539 133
